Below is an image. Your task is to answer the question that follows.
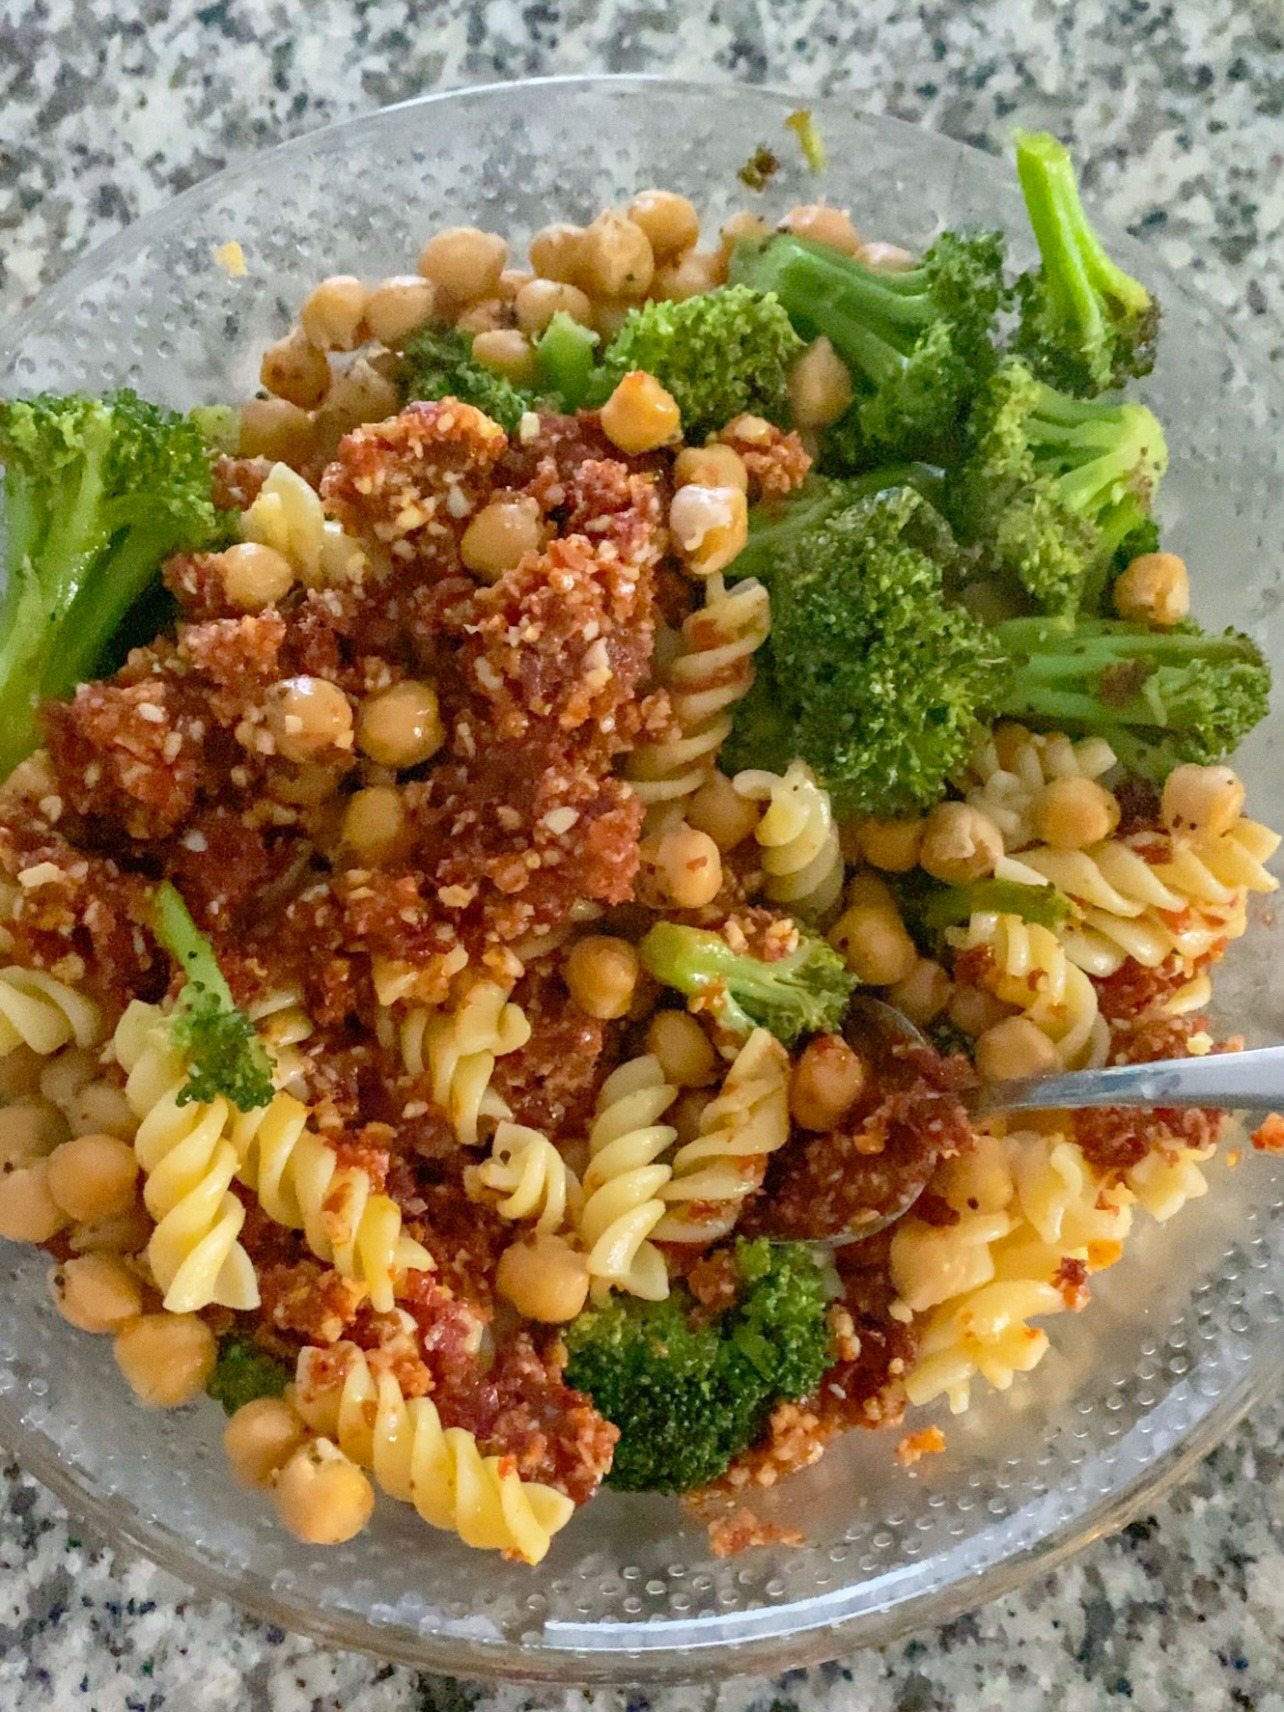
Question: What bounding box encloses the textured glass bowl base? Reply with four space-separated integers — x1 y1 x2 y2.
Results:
2 76 1284 1685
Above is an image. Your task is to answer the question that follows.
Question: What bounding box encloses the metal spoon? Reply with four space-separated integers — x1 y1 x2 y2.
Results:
770 996 1284 1250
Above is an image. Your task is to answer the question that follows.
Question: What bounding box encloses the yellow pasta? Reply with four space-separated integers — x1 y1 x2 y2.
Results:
390 979 531 1147
652 1027 791 1244
626 573 771 829
241 460 370 587
961 728 1117 852
0 967 102 1059
578 1054 678 1300
476 1120 582 1232
956 911 1107 1068
732 759 843 918
295 1342 575 1563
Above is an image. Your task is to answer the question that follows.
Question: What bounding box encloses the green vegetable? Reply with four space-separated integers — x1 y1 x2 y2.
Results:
638 921 855 1048
589 285 805 442
563 1238 834 1493
996 615 1271 781
1012 129 1160 397
153 880 275 1112
206 1335 291 1416
188 403 241 455
725 487 1008 816
891 869 1073 955
730 466 948 587
0 391 225 779
730 228 1007 467
399 324 538 435
947 357 1167 617
785 109 827 173
535 311 600 411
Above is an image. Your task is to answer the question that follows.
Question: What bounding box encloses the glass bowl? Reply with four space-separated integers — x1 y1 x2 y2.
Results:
2 75 1284 1687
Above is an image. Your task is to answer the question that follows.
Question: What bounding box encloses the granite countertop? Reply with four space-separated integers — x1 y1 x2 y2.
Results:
4 3 1284 1708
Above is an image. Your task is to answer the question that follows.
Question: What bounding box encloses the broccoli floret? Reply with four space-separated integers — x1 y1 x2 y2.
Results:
188 403 241 455
890 869 1072 956
1012 129 1160 397
399 324 538 435
638 921 855 1048
563 1238 834 1493
206 1335 292 1416
730 229 1007 467
996 615 1271 780
152 880 275 1112
730 465 948 586
0 391 224 779
948 358 1167 616
725 487 1009 816
590 285 804 441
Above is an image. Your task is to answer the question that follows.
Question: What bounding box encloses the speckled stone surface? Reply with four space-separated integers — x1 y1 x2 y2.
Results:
4 3 1284 1708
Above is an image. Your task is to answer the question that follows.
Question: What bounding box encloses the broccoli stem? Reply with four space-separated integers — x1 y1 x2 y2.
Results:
535 312 599 410
153 880 236 1007
43 523 184 699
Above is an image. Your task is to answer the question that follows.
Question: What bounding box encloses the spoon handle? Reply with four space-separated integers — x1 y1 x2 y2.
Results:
974 1043 1284 1118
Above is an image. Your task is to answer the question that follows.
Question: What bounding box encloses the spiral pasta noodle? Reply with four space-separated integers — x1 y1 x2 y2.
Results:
578 1055 678 1301
477 1120 582 1232
390 980 531 1147
652 1027 791 1245
0 966 102 1060
626 573 771 828
957 911 1107 1069
961 727 1118 852
295 1343 575 1564
732 760 843 918
241 460 369 588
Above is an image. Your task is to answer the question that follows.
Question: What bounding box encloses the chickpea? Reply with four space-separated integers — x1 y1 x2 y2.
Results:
991 722 1034 772
269 763 343 808
578 209 655 299
974 1016 1059 1084
0 1100 68 1169
889 957 952 1026
790 1034 868 1131
779 204 862 254
460 495 544 580
46 1133 139 1223
1114 551 1190 627
417 226 508 305
341 786 413 866
299 274 368 352
454 296 508 334
789 337 854 430
720 212 770 257
668 484 749 575
316 357 400 437
687 770 761 851
564 935 640 1021
67 1202 154 1257
272 1438 375 1545
854 815 926 874
497 267 534 301
224 1396 310 1489
0 1158 68 1241
364 274 436 348
114 1313 218 1408
1031 777 1121 850
217 542 295 613
651 250 724 302
238 397 319 464
589 299 633 343
628 189 700 260
357 681 445 770
828 884 918 986
647 823 724 909
528 222 586 285
947 983 1013 1038
600 371 682 454
646 1010 718 1088
471 328 539 386
672 444 746 494
514 277 594 335
266 676 354 764
50 1252 142 1333
860 241 915 271
1161 763 1246 838
0 1047 43 1102
259 326 331 410
496 1231 591 1324
919 802 1004 886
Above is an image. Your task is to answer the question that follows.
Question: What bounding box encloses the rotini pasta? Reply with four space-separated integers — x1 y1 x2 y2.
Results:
476 1120 582 1232
241 460 370 588
652 1027 791 1245
956 911 1107 1068
961 727 1118 852
626 573 771 828
732 760 843 919
578 1055 678 1300
388 980 530 1147
294 1342 575 1564
0 967 102 1060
